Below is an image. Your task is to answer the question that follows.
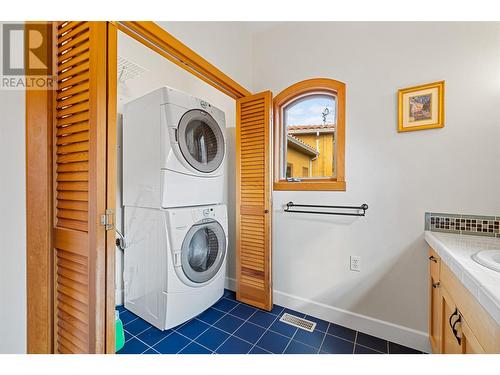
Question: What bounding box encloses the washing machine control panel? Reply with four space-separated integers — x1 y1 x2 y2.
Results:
202 207 215 218
189 207 217 222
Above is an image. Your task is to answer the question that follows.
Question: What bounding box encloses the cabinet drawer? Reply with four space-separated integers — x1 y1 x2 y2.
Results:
428 247 440 281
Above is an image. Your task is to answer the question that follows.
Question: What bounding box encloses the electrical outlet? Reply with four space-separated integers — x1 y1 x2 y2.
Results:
350 256 361 272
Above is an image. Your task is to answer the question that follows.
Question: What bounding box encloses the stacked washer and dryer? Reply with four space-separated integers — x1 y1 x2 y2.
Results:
122 87 228 330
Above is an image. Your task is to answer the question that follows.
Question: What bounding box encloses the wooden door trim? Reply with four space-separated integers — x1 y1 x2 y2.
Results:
87 21 108 354
105 22 118 354
113 21 252 100
25 23 54 354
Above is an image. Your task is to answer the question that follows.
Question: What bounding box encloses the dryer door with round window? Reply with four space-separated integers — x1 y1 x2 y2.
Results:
177 109 225 173
181 220 226 284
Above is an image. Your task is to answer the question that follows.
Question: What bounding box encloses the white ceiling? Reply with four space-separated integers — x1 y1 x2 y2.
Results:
237 21 284 36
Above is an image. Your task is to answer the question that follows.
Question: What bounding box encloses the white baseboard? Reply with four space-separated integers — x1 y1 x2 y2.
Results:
115 288 124 306
273 289 430 353
207 277 430 353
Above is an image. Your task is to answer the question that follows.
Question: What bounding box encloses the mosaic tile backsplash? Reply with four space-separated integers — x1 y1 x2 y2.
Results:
425 212 500 238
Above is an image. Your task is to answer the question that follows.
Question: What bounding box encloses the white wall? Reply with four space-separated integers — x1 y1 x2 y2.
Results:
156 22 254 91
0 23 27 354
251 22 500 349
115 24 251 303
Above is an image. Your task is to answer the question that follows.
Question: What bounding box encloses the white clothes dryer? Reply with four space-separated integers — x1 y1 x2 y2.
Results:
123 86 226 209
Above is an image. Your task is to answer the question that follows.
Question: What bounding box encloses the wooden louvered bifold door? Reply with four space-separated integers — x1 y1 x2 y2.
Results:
53 21 108 354
236 91 273 310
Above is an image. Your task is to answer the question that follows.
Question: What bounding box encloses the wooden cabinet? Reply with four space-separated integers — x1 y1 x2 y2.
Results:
461 318 486 354
428 246 500 354
428 248 441 353
440 286 463 354
439 285 487 354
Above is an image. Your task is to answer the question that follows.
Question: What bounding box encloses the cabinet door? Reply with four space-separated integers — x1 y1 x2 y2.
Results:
428 249 441 353
461 318 486 354
441 287 462 354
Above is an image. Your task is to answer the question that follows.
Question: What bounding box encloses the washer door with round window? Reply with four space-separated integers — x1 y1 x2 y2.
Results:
180 220 226 284
177 109 225 174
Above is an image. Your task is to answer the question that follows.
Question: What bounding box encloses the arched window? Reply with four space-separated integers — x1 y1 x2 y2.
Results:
273 78 346 191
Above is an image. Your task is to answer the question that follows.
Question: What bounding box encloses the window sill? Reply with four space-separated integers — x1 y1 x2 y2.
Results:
273 180 346 191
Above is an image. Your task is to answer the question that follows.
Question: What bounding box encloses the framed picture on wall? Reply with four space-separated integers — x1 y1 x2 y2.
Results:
398 81 445 132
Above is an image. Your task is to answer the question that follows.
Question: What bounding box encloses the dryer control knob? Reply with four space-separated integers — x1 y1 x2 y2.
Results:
203 209 210 217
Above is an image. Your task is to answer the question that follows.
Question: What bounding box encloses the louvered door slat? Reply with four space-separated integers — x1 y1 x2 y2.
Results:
57 111 89 127
57 181 89 194
58 72 89 92
58 32 90 55
56 101 89 117
56 161 89 173
56 130 89 145
58 50 90 73
56 123 89 137
57 81 90 100
56 141 89 154
236 91 273 310
56 91 89 109
57 322 88 349
58 22 89 44
53 21 108 354
57 21 84 36
56 171 89 181
57 191 88 201
57 308 89 333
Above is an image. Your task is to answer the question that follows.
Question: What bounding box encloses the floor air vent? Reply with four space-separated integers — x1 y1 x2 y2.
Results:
279 313 316 332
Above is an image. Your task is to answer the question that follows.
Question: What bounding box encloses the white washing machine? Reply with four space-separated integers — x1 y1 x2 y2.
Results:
123 204 228 330
122 86 226 209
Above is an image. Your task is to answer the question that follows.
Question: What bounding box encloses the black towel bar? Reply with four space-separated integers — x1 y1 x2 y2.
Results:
284 202 368 217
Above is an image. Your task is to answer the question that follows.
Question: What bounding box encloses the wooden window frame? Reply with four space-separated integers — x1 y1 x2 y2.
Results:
273 78 346 191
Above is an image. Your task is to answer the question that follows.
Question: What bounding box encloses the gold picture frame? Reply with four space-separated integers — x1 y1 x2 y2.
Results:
398 81 445 132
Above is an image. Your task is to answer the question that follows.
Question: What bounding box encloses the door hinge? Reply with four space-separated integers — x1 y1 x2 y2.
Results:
100 208 114 230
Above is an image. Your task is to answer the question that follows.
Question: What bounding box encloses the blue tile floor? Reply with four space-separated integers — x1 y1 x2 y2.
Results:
117 289 423 354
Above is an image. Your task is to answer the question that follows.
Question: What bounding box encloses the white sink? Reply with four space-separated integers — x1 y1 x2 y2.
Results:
472 250 500 273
